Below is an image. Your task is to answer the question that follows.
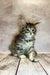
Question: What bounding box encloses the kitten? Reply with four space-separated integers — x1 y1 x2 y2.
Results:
9 15 39 62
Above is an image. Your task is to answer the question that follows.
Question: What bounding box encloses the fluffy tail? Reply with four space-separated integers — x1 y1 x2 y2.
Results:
17 14 26 30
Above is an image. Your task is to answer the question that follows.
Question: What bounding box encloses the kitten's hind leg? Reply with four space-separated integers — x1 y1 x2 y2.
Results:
13 52 26 59
13 50 26 59
28 48 39 62
19 54 26 59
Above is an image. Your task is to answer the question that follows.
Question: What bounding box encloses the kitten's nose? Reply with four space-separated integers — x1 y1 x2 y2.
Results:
30 31 32 35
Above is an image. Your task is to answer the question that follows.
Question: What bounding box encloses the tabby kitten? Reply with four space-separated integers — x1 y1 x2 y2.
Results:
9 15 39 62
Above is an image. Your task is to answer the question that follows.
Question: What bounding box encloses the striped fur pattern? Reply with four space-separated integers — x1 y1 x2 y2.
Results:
9 15 39 62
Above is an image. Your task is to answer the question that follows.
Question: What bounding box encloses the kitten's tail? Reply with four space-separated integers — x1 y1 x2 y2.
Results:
17 14 26 30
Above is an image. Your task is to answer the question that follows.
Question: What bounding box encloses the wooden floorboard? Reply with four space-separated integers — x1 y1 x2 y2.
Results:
17 57 46 75
0 54 19 75
38 54 50 75
0 53 50 75
0 53 8 61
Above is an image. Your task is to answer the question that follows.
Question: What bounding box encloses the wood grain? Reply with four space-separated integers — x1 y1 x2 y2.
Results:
0 53 50 75
0 54 19 75
38 54 50 75
0 53 8 61
17 58 46 75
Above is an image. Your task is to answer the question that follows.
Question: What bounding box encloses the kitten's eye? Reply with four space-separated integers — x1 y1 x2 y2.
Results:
27 28 29 31
26 28 30 32
32 29 35 32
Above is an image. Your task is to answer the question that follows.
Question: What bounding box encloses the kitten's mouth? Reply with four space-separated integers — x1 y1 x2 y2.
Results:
30 33 32 35
25 33 35 41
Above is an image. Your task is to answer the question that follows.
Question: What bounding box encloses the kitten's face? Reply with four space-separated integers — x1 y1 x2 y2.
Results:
22 23 36 40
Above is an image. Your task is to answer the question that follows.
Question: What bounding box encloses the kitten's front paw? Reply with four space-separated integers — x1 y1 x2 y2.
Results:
28 51 39 62
19 55 26 59
29 56 39 62
33 58 39 62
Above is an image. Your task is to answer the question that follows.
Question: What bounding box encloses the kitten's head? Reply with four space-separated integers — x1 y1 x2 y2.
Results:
18 14 40 39
22 22 39 40
22 22 39 34
26 22 39 34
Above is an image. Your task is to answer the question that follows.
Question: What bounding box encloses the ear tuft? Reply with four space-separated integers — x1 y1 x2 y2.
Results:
33 22 40 25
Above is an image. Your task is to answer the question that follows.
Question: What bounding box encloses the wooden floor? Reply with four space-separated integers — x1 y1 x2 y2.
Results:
0 53 50 75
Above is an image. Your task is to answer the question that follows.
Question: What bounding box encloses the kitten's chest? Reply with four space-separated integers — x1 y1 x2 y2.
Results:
23 41 33 48
18 40 33 50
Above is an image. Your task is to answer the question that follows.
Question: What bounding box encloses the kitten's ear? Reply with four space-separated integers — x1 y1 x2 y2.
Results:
33 22 40 25
25 18 40 26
